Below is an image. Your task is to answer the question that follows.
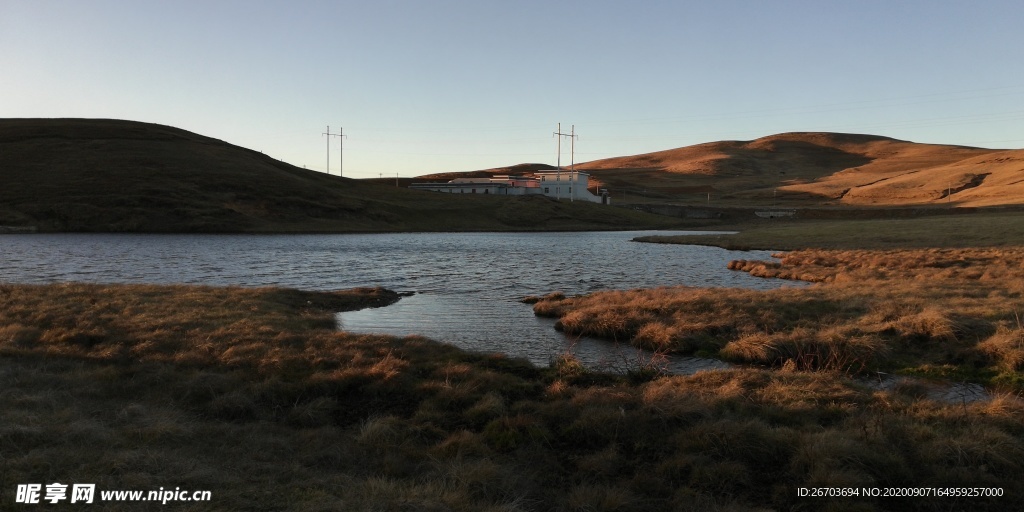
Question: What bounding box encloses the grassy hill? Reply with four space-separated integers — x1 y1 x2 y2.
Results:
568 132 1023 208
0 119 682 233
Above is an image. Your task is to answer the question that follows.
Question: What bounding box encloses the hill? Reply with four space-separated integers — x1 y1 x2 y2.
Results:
0 119 682 233
569 132 1022 207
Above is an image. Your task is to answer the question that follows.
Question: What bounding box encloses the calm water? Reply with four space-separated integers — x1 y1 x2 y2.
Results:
0 231 795 371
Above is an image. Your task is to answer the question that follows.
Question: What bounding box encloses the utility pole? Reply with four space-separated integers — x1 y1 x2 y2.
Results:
569 125 579 202
553 123 577 200
322 125 340 175
338 127 348 177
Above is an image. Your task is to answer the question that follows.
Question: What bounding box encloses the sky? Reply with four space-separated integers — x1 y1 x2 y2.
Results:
3 0 1024 179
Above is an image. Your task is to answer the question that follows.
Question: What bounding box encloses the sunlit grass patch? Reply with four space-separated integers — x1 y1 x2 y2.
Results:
977 322 1024 372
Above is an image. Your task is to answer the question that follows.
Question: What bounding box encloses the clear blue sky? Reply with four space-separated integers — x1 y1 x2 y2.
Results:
4 0 1023 178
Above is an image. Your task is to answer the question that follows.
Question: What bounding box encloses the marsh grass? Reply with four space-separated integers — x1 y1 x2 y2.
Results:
533 247 1024 387
2 283 1024 510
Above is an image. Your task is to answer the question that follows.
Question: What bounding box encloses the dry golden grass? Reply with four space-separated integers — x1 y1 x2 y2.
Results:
815 149 1024 207
3 282 1024 510
534 247 1024 385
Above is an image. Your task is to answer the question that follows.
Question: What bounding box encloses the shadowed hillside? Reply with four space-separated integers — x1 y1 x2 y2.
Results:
0 119 682 232
569 132 1021 207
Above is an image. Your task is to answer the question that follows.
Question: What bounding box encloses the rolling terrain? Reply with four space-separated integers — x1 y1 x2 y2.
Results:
423 132 1022 208
7 119 1020 234
0 119 681 233
572 132 1023 207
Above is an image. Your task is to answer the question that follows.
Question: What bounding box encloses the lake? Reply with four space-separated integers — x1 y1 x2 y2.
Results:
0 231 796 372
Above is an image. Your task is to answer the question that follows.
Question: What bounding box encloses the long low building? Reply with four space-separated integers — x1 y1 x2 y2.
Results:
410 171 610 204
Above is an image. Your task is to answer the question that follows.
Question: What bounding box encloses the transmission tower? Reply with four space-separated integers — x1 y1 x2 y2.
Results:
321 125 349 176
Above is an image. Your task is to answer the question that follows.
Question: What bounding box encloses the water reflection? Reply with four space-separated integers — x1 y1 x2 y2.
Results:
861 373 991 404
327 230 792 372
337 292 734 373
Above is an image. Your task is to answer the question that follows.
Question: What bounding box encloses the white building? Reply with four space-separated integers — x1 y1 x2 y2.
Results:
410 171 609 204
535 171 595 201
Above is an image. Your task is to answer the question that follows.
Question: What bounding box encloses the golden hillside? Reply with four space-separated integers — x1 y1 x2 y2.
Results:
571 132 1021 207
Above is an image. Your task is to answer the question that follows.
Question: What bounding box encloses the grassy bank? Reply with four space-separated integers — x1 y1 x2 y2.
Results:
634 210 1024 250
532 246 1024 389
2 283 1023 511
